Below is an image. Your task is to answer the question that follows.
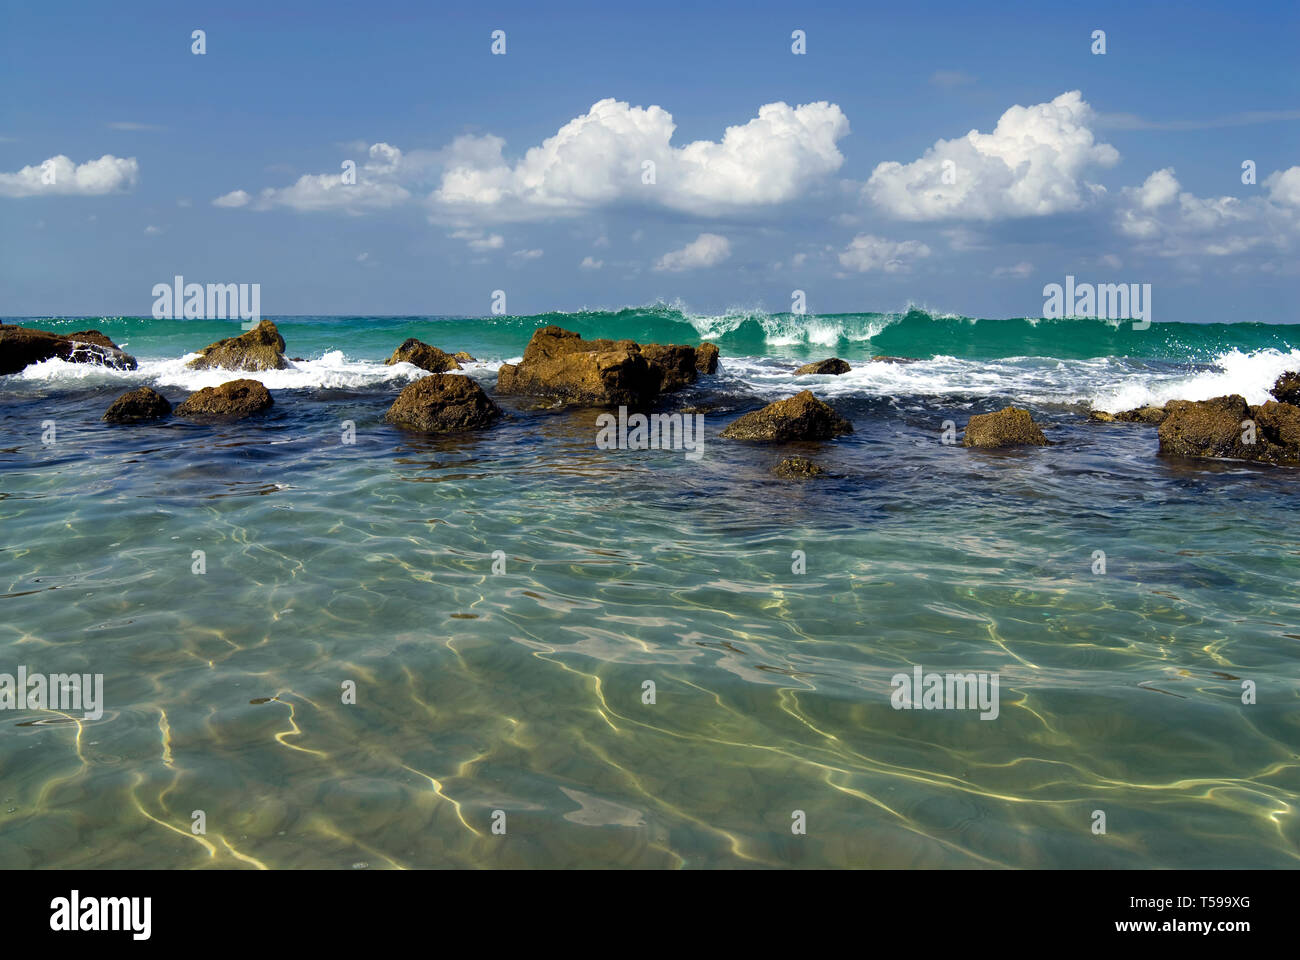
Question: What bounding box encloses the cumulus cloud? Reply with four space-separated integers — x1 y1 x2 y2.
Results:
838 234 931 273
580 256 604 270
0 154 138 197
433 98 849 220
993 261 1034 279
654 233 731 272
512 248 543 260
864 91 1118 221
1116 166 1300 258
212 189 250 208
215 142 413 212
449 229 504 251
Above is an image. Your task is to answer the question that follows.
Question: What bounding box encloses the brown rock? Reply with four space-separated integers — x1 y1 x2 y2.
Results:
385 338 462 373
1088 410 1117 423
186 319 288 372
176 379 274 420
720 390 853 442
0 323 137 375
696 342 720 374
1091 404 1167 424
452 351 477 363
385 374 502 433
795 358 851 375
495 325 659 406
1271 371 1300 405
773 456 824 478
103 387 172 423
640 343 698 392
963 406 1050 448
1156 395 1300 464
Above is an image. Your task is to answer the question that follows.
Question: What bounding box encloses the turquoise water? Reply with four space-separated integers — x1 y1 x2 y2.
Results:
1 310 1298 868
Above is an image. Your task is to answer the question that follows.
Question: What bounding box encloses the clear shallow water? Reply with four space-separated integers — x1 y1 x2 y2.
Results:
1 312 1298 868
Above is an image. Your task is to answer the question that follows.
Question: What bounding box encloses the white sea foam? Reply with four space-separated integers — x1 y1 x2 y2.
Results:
1086 348 1300 410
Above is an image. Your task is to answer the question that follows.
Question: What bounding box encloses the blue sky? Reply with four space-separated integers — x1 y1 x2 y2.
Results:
2 0 1298 320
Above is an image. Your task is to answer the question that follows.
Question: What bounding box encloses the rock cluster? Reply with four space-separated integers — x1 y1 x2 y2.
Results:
0 322 137 375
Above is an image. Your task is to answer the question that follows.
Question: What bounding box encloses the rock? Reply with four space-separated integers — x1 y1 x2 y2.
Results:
795 358 851 375
0 323 137 375
773 456 824 478
1091 405 1167 424
495 325 659 406
869 356 920 364
103 387 172 423
1271 371 1300 405
452 351 476 363
385 338 463 373
720 390 853 442
385 374 502 433
186 319 288 371
640 343 698 392
1156 394 1300 464
175 379 274 420
696 342 720 374
962 406 1050 448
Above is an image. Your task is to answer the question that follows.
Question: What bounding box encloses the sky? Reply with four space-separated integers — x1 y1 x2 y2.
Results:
2 0 1298 321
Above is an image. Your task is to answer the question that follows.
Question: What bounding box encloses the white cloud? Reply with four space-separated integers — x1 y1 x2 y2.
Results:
1115 166 1299 258
992 261 1034 279
654 233 731 272
512 248 543 260
449 229 504 251
864 91 1119 221
433 98 849 220
838 234 931 273
213 189 250 208
144 225 164 234
580 256 604 270
0 154 138 198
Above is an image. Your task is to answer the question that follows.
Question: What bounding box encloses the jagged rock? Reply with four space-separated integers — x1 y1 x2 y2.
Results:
175 379 273 420
1271 371 1300 405
696 342 720 374
641 343 698 392
1088 410 1117 423
1090 405 1167 424
1157 394 1300 464
963 406 1050 448
385 374 502 433
385 338 463 373
452 351 476 363
495 326 659 406
720 390 853 442
773 456 824 478
186 319 288 371
102 387 172 423
795 358 851 375
0 323 137 375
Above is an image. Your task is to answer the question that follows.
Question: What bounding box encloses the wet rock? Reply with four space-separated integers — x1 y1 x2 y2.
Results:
452 351 477 363
1088 410 1117 423
962 406 1050 448
1157 394 1300 464
175 379 274 420
720 390 853 442
102 387 172 423
640 343 699 392
773 456 825 478
1090 404 1167 424
495 325 659 406
795 358 851 375
186 319 288 372
385 374 502 433
696 342 720 374
869 356 920 364
0 323 137 375
1271 371 1300 405
385 338 462 373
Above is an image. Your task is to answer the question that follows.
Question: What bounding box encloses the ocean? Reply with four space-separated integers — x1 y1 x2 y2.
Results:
2 307 1298 868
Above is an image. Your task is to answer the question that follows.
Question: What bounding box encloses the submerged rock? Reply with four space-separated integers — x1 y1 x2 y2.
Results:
385 338 463 373
640 343 699 392
795 358 851 376
1271 371 1300 406
103 387 172 423
773 456 825 478
1090 404 1167 424
495 325 659 406
696 342 720 374
869 356 920 365
176 379 273 420
720 390 853 442
186 319 288 371
963 406 1050 448
0 322 137 375
385 374 502 433
1158 395 1300 465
